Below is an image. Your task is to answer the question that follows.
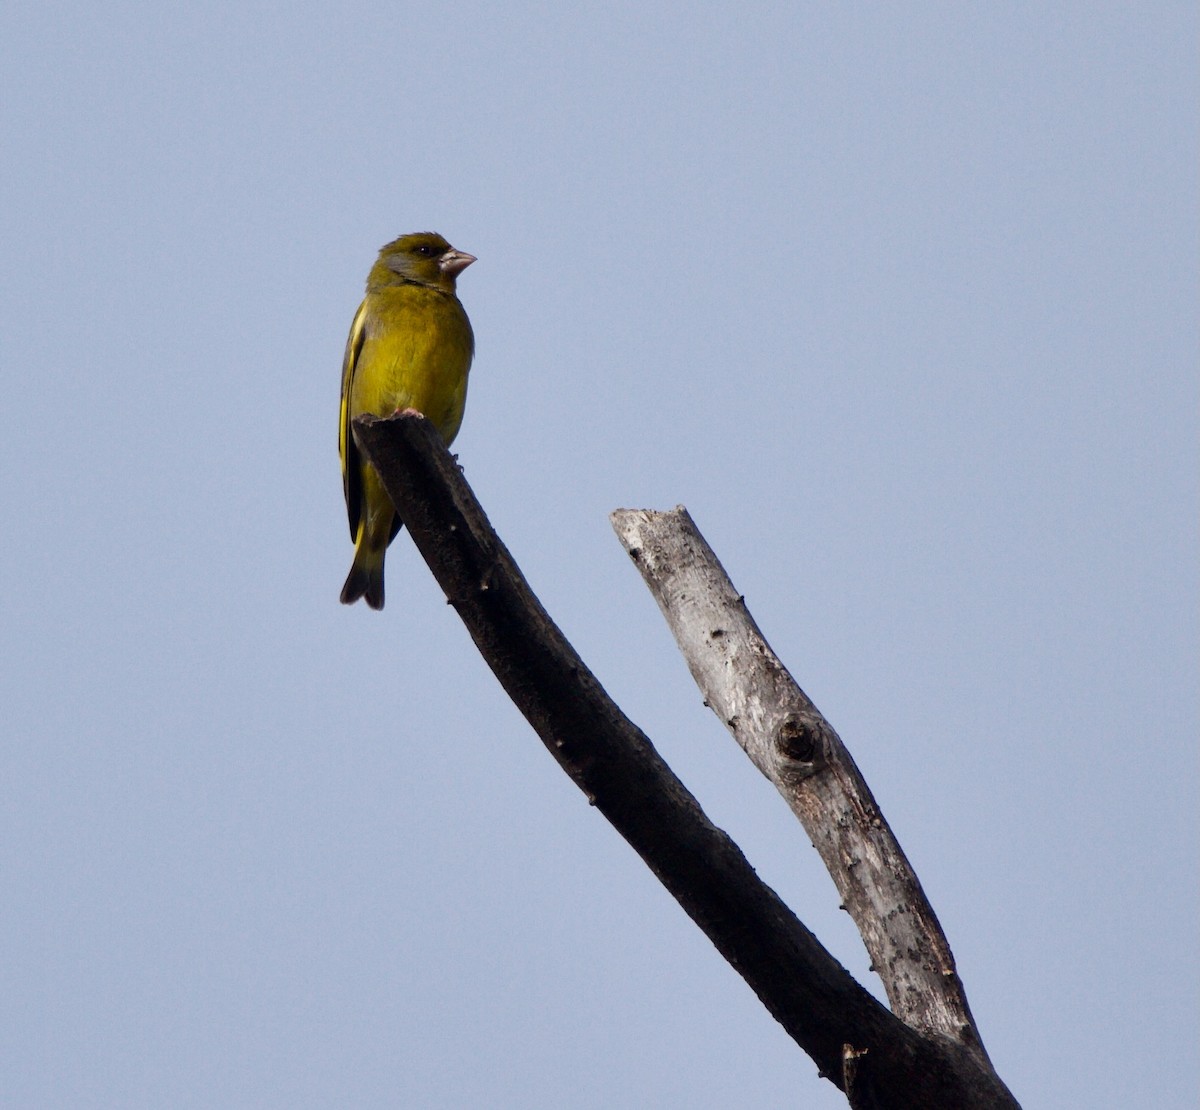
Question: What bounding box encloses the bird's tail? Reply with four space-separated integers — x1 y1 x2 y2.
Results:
340 541 386 610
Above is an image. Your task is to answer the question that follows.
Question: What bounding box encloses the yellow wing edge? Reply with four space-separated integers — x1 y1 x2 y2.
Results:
339 299 369 540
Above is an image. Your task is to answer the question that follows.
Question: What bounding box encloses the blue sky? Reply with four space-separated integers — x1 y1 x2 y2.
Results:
1 3 1196 1107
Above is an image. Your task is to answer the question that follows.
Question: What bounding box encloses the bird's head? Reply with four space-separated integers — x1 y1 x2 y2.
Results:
369 232 476 293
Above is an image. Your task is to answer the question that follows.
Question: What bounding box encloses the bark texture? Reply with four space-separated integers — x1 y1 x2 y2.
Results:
610 507 987 1055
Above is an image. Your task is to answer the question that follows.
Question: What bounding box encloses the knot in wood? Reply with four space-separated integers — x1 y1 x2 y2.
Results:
775 713 824 770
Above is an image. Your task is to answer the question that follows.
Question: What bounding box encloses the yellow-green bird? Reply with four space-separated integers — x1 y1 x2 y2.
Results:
339 232 476 610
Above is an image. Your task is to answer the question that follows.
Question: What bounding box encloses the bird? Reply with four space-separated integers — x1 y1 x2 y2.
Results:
338 231 476 610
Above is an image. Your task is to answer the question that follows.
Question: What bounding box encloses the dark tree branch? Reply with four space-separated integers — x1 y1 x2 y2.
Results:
610 507 986 1056
352 411 1020 1109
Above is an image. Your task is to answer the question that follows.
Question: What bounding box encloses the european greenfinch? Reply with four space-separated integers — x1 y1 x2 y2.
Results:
339 232 476 609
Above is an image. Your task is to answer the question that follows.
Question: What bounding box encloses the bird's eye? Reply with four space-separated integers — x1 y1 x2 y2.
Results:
414 244 438 257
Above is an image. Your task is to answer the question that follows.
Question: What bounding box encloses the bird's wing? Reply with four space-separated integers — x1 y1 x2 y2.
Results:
339 298 369 539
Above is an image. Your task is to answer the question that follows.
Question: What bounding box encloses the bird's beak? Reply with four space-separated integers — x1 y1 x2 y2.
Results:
438 249 477 276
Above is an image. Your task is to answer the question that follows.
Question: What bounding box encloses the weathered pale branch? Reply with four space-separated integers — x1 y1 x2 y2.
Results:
610 507 988 1059
352 411 1020 1108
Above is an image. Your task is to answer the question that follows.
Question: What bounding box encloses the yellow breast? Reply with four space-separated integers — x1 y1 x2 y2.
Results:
349 282 474 443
